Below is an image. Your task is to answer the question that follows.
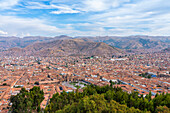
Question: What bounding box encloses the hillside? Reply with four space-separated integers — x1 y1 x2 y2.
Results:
0 36 72 50
79 36 170 50
0 35 169 51
2 39 121 56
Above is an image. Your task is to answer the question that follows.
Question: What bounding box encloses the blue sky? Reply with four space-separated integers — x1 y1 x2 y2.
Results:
0 0 170 37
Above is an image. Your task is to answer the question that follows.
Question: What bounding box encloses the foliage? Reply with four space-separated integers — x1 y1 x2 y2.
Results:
44 85 170 113
34 81 39 85
10 85 170 113
10 86 44 113
155 106 170 113
2 83 7 86
139 72 152 79
55 94 141 113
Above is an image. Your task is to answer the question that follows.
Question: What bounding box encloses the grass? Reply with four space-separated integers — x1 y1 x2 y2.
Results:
69 83 76 85
75 85 81 89
69 82 79 85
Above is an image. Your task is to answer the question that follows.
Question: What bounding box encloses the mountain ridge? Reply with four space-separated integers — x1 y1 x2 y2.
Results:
1 39 121 57
0 35 169 50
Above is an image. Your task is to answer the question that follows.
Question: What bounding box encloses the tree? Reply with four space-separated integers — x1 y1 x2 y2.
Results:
156 106 170 113
34 81 39 85
44 85 169 113
2 83 7 86
148 75 151 79
10 86 44 113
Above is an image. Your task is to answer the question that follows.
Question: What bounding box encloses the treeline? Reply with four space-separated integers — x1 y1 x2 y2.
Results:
10 85 169 113
54 94 141 113
10 86 44 113
45 85 170 113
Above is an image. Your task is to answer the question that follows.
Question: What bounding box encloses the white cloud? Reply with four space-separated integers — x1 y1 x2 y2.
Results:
0 30 8 35
0 15 61 36
80 0 131 12
25 2 80 14
74 0 170 36
1 0 170 36
82 0 107 12
51 9 80 14
0 0 20 9
25 0 131 14
50 4 80 14
0 15 87 37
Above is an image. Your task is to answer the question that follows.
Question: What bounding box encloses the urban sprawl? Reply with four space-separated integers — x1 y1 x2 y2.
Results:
0 52 169 112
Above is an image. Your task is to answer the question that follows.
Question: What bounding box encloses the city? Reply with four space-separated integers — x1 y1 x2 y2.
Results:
0 52 169 112
0 0 170 112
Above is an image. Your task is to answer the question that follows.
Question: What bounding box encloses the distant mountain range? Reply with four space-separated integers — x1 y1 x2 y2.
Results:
1 39 121 56
0 35 169 51
77 36 170 50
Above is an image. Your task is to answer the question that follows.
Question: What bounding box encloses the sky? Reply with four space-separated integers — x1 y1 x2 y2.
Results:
0 0 170 37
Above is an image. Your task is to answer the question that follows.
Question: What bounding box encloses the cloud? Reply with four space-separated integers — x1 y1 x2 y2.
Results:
49 4 80 14
81 0 131 12
0 0 170 36
24 1 81 14
0 0 20 9
0 30 8 35
50 9 80 14
0 15 60 36
25 0 131 14
0 15 87 37
51 0 131 12
75 0 170 36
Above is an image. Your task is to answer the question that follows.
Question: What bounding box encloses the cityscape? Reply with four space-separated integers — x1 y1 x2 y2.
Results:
0 0 170 113
0 50 169 112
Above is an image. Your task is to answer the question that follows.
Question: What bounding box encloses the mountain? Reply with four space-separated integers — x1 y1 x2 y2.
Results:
2 39 121 56
0 36 52 50
0 36 21 50
77 36 170 50
0 35 169 51
0 35 72 50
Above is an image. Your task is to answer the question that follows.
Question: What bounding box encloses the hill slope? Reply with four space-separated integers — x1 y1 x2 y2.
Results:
2 39 121 56
0 35 169 51
0 35 72 50
80 36 170 50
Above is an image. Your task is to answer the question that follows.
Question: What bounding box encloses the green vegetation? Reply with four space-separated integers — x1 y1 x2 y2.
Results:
69 82 78 86
10 85 169 113
55 94 141 113
139 72 152 79
69 82 82 89
14 86 22 88
46 66 50 70
139 73 147 77
75 85 81 89
2 83 7 86
44 85 170 113
84 56 94 59
80 82 87 86
10 86 44 113
34 81 39 85
155 106 170 113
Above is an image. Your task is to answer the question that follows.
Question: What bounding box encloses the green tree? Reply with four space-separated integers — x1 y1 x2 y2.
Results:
155 106 170 113
10 86 44 113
